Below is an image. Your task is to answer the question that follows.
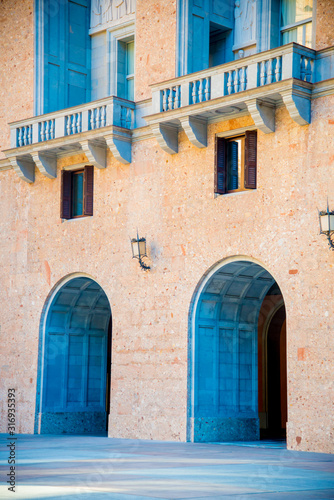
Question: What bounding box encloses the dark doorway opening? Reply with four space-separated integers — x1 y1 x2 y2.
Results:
106 317 112 432
258 288 287 441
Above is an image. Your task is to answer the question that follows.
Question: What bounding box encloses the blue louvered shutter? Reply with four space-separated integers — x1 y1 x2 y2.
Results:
215 137 227 194
244 130 257 189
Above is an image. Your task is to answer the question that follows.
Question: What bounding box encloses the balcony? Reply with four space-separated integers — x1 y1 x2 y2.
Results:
146 43 333 153
4 43 334 182
5 96 135 183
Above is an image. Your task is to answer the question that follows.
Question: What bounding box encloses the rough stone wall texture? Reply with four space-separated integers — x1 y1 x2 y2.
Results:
134 0 177 101
315 0 334 50
0 0 34 158
1 99 334 453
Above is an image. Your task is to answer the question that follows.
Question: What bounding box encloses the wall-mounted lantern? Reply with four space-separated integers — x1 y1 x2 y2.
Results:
131 232 151 270
319 205 334 250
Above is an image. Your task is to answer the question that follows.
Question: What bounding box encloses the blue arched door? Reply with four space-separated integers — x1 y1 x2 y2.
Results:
38 277 111 434
189 260 285 442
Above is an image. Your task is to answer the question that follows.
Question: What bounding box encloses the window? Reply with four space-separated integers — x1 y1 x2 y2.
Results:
117 38 135 101
61 166 94 219
281 0 313 48
125 40 135 101
104 23 135 101
215 131 257 195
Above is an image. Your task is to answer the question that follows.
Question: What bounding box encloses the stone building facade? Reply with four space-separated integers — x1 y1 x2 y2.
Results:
0 0 334 454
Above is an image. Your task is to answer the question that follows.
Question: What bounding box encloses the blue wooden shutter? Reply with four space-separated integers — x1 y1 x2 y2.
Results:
189 0 210 73
244 131 257 189
67 0 91 108
215 137 227 194
44 2 66 113
61 170 72 219
44 0 90 113
83 165 94 216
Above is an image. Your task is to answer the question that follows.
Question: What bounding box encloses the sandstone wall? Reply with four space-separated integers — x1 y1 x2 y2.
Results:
315 0 334 50
135 0 177 101
1 98 334 452
0 0 34 158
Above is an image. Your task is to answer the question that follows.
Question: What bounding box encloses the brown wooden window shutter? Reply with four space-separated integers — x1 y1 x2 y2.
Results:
244 130 257 189
61 170 72 219
83 165 94 216
215 137 227 194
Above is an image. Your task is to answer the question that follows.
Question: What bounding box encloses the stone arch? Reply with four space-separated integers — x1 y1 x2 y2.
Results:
35 273 112 435
187 256 287 442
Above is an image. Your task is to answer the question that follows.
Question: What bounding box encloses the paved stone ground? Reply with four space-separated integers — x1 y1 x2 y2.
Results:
0 435 334 499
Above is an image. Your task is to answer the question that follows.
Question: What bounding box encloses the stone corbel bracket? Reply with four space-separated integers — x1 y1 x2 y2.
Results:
79 139 106 169
280 89 311 126
150 123 178 154
31 151 57 178
105 130 132 164
246 98 275 134
9 155 35 183
180 116 207 148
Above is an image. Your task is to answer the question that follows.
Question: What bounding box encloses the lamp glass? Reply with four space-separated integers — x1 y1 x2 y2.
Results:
138 239 147 257
320 214 334 233
131 238 140 259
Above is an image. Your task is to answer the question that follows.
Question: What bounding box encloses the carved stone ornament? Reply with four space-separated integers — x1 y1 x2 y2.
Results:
91 0 136 29
234 0 257 48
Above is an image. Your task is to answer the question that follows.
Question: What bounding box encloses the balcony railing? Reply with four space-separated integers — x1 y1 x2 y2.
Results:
151 43 315 115
146 43 319 153
4 42 334 181
10 96 135 149
6 96 135 182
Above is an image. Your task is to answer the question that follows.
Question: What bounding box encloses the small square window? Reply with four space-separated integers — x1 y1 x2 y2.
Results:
61 166 94 219
215 131 257 195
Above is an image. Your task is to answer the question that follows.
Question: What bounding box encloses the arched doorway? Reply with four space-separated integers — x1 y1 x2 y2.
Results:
188 257 287 442
35 275 112 435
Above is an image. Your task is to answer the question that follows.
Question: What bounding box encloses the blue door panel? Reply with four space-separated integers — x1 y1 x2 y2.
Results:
68 1 89 67
192 14 209 73
47 63 61 115
87 336 106 406
67 335 85 404
68 69 87 107
43 0 90 113
44 334 66 409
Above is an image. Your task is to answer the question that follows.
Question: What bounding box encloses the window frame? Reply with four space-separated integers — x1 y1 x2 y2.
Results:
71 169 85 219
61 165 94 220
107 22 135 100
125 40 135 101
215 130 257 196
225 135 245 194
116 37 135 101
